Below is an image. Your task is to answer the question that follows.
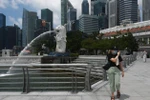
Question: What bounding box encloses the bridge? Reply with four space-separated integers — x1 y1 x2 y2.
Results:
99 20 150 51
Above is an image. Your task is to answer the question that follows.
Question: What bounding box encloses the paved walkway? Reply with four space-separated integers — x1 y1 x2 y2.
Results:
0 58 150 100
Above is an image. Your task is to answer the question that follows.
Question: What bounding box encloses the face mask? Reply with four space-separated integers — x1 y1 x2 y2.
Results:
112 50 117 55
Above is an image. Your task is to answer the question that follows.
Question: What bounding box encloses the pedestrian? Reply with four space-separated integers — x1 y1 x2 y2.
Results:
143 50 147 62
107 46 124 100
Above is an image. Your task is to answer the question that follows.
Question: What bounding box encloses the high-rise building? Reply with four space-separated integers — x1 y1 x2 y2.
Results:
5 25 22 49
91 0 96 15
0 27 5 50
119 0 138 24
98 14 108 30
14 24 22 47
108 0 119 28
67 8 77 31
105 0 110 16
82 0 89 15
22 8 37 47
79 15 99 34
93 0 108 29
34 17 49 37
41 8 53 30
0 13 6 28
142 0 150 21
138 8 141 22
108 0 138 27
0 13 6 50
93 0 106 15
67 8 77 21
61 0 74 25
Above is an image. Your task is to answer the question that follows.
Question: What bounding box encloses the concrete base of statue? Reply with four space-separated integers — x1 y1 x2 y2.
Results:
41 52 70 64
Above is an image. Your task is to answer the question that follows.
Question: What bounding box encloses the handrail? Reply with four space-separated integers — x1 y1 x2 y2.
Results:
0 63 94 93
0 63 88 67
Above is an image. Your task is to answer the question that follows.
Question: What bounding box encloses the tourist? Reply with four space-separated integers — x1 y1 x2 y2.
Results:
143 50 147 62
107 46 124 100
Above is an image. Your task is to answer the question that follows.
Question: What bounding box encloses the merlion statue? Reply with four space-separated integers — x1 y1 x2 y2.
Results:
54 25 67 53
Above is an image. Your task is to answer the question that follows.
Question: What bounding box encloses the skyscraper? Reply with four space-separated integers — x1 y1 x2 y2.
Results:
67 8 77 31
82 0 89 15
41 8 53 30
61 0 73 25
79 15 99 34
67 8 77 21
119 0 138 24
93 0 108 29
22 8 37 47
93 0 106 15
5 25 22 49
108 0 138 27
108 0 119 28
0 13 6 50
142 0 150 21
138 8 141 22
0 13 6 28
91 0 96 15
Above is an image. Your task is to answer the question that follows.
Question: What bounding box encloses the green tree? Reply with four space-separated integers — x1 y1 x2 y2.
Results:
67 31 83 53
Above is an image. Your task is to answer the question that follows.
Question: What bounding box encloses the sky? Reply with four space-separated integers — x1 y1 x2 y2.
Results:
0 0 142 29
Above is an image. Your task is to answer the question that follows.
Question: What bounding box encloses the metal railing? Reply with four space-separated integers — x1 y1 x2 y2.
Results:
0 63 94 93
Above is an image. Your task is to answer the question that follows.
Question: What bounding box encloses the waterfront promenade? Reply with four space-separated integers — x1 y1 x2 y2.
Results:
0 58 150 100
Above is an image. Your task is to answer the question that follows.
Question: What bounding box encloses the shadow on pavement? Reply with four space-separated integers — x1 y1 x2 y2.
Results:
119 94 130 100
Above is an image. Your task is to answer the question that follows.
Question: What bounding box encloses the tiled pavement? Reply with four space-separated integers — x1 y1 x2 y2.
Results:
0 58 150 100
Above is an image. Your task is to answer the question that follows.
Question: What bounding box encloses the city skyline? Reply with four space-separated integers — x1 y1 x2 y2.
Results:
0 0 142 29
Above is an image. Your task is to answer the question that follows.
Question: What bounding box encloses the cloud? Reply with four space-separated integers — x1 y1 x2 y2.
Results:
8 16 22 27
0 0 9 8
22 0 61 27
11 0 18 9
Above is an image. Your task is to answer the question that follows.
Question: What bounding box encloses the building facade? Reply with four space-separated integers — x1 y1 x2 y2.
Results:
142 0 150 21
79 15 99 34
61 0 74 25
91 0 96 15
138 8 141 22
5 25 22 49
34 17 49 37
119 0 138 24
67 8 77 31
93 0 106 15
98 14 108 30
108 0 119 28
82 0 89 15
22 8 37 47
14 25 22 47
0 13 6 28
0 13 6 50
93 0 108 29
41 8 53 30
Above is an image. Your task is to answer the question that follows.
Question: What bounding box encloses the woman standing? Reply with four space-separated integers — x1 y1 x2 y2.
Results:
107 47 124 100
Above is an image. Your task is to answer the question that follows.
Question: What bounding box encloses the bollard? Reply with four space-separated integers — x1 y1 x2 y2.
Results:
103 69 107 81
85 65 92 91
130 56 132 63
127 57 129 66
123 59 126 68
129 56 131 65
